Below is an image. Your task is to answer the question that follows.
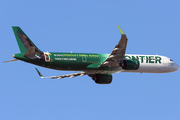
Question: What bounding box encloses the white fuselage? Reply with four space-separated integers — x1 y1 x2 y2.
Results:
122 54 179 73
85 54 179 74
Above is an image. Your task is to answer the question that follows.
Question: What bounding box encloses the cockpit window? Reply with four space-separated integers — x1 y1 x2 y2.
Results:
170 59 173 61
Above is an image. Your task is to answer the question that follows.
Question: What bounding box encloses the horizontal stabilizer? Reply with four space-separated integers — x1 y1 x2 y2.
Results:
3 59 19 63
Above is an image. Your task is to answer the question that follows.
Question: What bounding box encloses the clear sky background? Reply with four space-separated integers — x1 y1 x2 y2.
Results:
1 0 180 120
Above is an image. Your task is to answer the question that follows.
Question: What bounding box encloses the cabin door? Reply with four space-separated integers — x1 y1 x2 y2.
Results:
44 52 51 62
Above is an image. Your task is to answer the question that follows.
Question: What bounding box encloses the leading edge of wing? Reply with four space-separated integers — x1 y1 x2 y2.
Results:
35 68 86 79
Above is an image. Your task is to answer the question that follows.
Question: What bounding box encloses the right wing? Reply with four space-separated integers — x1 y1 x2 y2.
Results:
99 25 128 68
35 68 86 79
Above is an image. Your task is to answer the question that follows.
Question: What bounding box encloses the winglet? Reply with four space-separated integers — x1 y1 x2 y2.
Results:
117 25 125 35
35 68 44 78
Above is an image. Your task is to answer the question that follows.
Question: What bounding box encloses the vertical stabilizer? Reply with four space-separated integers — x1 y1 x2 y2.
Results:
12 27 42 56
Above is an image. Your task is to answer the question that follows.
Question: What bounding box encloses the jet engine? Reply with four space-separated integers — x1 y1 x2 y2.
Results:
89 74 113 84
119 59 139 70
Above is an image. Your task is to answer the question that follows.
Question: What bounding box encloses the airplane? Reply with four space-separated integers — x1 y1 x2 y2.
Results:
4 25 179 84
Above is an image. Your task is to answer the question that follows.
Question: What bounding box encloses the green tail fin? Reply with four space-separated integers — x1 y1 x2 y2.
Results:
12 26 42 54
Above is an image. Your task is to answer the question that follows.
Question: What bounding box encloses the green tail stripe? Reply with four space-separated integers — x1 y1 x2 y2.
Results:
12 26 42 53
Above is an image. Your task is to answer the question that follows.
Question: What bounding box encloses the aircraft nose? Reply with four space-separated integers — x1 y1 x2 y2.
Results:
168 61 179 72
173 62 179 71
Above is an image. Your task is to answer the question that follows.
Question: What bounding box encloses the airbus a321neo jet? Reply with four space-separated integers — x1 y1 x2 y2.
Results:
4 25 179 84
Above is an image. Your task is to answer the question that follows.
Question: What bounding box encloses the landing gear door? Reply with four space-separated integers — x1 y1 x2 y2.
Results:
44 52 50 62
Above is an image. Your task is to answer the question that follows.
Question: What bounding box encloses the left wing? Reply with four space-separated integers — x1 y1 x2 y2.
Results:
35 68 86 79
99 25 128 68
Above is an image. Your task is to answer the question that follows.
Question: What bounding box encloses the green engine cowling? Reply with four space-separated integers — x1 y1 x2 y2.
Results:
119 59 139 70
91 74 113 84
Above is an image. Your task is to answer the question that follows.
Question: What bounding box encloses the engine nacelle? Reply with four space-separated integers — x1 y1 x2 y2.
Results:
119 59 139 70
91 74 112 84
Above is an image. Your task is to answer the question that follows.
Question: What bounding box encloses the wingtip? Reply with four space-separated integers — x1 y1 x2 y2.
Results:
117 25 125 35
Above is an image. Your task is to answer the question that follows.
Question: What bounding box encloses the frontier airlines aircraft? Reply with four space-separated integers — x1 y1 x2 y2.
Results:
4 25 179 84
